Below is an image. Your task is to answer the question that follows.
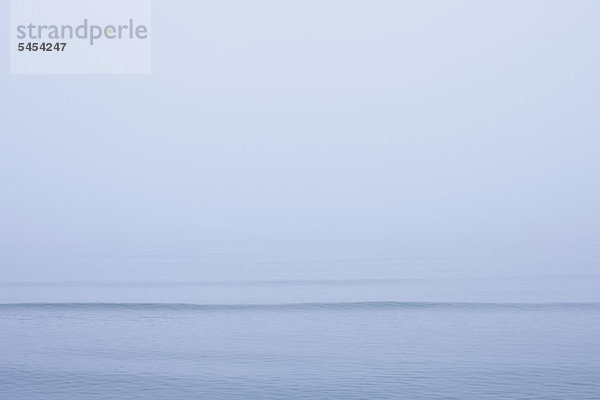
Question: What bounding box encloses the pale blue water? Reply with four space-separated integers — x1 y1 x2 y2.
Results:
1 299 599 399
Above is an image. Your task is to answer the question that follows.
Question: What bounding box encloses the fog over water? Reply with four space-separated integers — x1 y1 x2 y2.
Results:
1 1 599 300
2 3 600 399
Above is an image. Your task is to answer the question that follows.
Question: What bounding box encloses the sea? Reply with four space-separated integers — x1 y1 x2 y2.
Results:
1 277 599 399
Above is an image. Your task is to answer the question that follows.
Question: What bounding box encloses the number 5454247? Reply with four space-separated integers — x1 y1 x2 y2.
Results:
18 42 67 52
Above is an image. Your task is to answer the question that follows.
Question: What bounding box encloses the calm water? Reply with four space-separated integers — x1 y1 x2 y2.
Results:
1 299 599 399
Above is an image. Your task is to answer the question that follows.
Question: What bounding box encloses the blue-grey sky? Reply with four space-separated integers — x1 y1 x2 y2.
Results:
1 1 599 282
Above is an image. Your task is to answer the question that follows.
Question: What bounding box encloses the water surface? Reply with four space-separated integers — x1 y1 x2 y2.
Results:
1 298 599 399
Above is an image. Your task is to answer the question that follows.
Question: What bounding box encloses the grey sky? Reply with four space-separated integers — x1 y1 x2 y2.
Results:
1 1 599 282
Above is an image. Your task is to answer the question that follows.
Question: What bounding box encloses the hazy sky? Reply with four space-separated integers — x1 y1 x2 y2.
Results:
1 1 599 281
